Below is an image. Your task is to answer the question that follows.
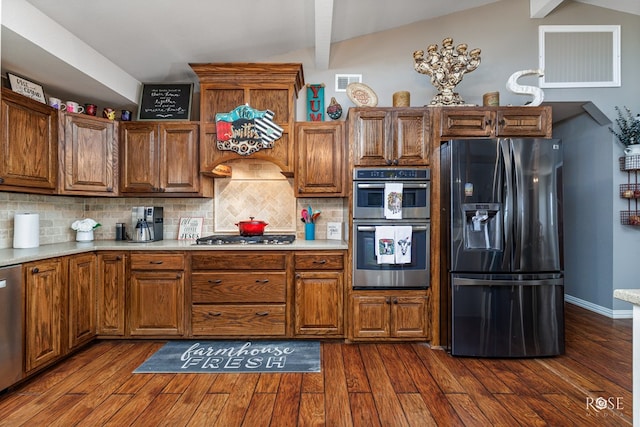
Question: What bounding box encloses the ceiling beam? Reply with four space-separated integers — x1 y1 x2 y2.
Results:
314 0 333 70
530 0 565 18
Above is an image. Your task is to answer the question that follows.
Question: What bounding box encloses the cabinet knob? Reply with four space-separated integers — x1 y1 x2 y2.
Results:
32 267 39 274
392 297 398 304
106 187 113 192
385 297 391 304
116 256 122 261
313 259 327 264
208 279 222 285
385 159 392 166
498 119 506 127
207 311 222 317
485 119 492 128
392 159 399 166
255 311 269 316
255 279 270 284
150 261 163 265
0 177 4 184
295 273 301 279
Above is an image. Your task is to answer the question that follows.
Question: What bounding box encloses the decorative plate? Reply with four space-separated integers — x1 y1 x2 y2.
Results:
347 82 378 107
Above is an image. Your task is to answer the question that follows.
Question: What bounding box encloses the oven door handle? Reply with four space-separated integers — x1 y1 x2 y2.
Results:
356 183 428 189
356 225 429 232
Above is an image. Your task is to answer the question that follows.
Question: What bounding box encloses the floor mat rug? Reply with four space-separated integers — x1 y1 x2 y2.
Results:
134 340 321 373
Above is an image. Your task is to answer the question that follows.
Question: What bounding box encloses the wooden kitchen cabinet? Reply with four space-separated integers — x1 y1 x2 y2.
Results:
190 63 304 176
120 121 210 196
294 252 345 337
439 106 552 138
128 252 185 336
96 252 127 336
0 87 58 194
349 107 430 166
350 292 428 340
67 253 97 350
24 258 65 373
58 111 118 196
295 121 346 197
191 251 288 336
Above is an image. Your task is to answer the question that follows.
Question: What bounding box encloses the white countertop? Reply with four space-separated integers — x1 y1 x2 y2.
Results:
0 239 348 267
614 289 640 306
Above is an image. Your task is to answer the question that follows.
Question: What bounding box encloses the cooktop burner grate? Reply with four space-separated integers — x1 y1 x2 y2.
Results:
195 234 296 245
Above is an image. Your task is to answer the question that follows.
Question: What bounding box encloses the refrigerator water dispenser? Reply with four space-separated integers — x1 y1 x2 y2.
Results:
462 203 502 250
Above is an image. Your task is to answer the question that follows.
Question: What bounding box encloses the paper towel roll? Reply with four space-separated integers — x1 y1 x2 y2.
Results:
13 212 40 248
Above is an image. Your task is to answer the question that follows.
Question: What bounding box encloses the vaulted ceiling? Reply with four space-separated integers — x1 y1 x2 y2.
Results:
1 0 638 107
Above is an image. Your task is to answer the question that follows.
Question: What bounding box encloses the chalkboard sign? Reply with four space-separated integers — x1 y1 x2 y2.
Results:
138 83 193 120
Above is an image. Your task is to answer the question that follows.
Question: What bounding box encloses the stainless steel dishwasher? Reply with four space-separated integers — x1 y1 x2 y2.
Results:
0 265 23 391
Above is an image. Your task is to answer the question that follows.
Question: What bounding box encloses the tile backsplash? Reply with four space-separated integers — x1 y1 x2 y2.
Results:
0 160 347 249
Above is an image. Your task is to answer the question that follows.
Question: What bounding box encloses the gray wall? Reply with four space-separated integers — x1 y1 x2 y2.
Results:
268 0 640 315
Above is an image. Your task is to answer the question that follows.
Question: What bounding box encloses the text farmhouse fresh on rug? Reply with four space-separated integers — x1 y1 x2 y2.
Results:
181 341 296 370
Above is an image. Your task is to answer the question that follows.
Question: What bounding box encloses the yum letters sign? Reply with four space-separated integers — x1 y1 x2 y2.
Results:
306 84 325 121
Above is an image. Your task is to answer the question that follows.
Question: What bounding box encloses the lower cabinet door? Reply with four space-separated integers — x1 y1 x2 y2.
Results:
25 259 65 373
129 271 184 336
294 271 343 336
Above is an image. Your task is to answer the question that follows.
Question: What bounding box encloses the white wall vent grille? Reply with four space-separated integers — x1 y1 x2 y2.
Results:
335 74 362 92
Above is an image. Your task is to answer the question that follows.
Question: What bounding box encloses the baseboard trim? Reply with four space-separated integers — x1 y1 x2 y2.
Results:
565 294 632 319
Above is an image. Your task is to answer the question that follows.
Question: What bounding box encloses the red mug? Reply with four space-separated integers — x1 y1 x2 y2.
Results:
85 104 97 116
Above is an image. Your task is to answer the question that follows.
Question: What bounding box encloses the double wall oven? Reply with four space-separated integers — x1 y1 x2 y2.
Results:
352 168 430 289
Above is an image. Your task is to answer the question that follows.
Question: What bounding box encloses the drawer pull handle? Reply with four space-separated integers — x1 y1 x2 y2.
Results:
256 279 270 284
208 279 222 285
255 311 269 316
150 261 163 265
207 312 222 317
313 259 327 264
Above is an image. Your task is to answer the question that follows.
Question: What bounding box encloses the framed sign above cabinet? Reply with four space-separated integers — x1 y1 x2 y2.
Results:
138 83 193 120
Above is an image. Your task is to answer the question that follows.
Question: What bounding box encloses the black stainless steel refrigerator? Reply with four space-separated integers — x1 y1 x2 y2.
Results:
440 138 564 357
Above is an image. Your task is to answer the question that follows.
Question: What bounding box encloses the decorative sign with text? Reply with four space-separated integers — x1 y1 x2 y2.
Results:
177 217 203 240
138 83 193 120
7 73 46 103
306 83 325 121
215 104 283 156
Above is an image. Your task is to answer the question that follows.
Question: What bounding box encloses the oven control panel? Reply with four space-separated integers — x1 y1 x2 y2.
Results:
353 168 430 181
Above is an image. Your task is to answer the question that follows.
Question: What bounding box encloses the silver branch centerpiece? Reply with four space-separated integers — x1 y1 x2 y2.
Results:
413 37 481 106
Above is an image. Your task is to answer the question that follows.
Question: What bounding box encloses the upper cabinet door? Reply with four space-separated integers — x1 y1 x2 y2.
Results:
0 88 58 193
119 122 160 193
59 112 118 195
295 121 345 197
159 123 200 194
350 108 390 166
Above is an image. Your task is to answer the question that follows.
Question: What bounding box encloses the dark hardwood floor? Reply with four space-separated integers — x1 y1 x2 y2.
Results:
0 303 632 426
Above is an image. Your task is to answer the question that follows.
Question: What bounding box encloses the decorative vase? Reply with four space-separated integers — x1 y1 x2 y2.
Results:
326 97 343 120
76 230 94 242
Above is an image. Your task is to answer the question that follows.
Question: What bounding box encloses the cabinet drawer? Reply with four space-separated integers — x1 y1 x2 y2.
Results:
294 253 344 270
192 272 286 303
192 304 286 336
192 252 286 270
130 253 185 270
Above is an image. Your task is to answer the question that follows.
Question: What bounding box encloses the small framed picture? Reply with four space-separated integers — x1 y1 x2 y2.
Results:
178 217 204 240
7 73 46 103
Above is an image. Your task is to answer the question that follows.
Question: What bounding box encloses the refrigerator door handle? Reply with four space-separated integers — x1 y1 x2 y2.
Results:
500 138 513 270
453 277 563 287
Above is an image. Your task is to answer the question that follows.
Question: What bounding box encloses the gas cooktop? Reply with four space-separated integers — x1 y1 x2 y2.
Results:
195 234 296 245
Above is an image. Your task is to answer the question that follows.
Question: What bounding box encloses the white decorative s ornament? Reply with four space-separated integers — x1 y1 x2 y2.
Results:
506 69 545 106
